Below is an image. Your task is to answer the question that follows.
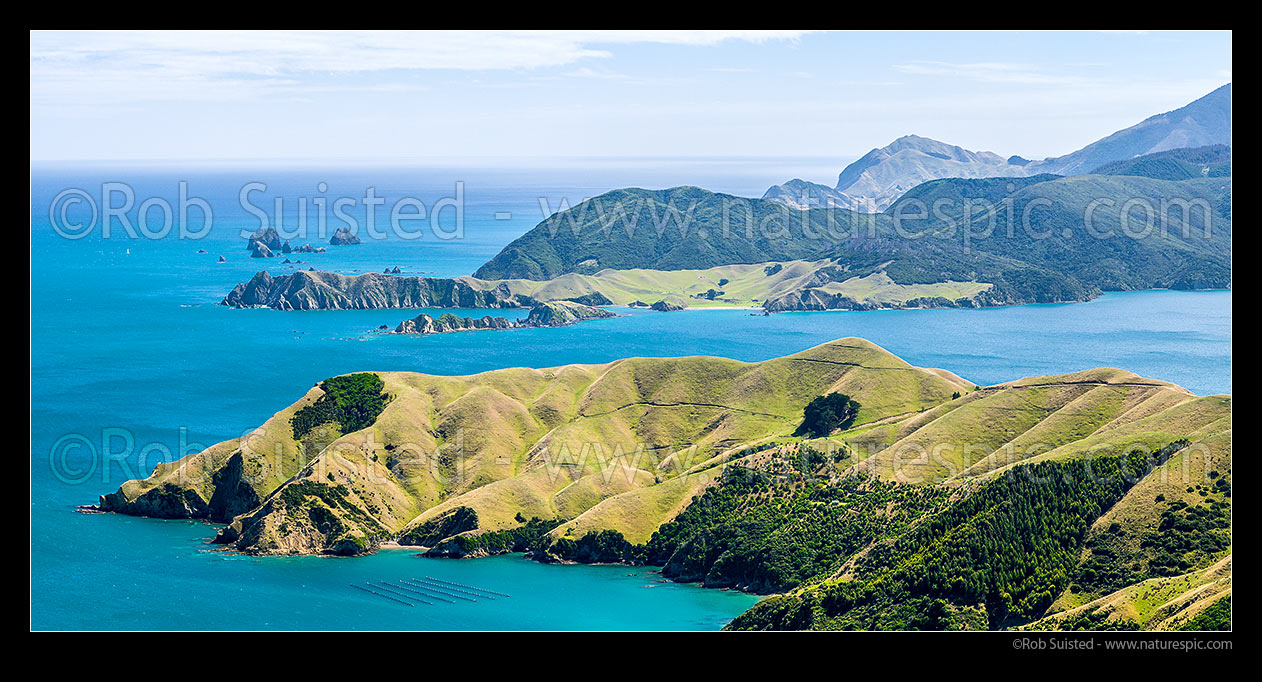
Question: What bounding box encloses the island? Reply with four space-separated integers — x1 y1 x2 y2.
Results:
222 270 536 310
391 301 616 335
246 227 281 257
330 227 361 246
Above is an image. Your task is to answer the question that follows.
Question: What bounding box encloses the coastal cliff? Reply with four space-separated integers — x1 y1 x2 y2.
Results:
222 270 536 310
391 301 617 335
220 261 1053 314
394 313 513 334
520 300 616 327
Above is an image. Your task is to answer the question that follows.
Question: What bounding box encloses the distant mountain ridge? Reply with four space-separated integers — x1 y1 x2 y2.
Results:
764 83 1231 211
760 178 869 212
1029 84 1231 175
833 135 1031 210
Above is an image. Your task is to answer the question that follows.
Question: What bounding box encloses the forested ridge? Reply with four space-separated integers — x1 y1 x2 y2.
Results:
726 442 1190 629
532 439 1219 630
473 175 1231 304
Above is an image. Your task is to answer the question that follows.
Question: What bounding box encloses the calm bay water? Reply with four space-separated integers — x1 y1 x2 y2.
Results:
29 163 1231 630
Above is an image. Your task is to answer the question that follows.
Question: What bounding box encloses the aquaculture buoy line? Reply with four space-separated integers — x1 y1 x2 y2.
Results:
349 583 414 607
348 576 510 606
402 578 477 601
388 581 458 603
373 578 434 603
423 575 511 598
410 577 489 600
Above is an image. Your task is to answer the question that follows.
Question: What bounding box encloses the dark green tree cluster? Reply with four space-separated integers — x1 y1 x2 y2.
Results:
397 506 479 546
796 393 860 437
291 373 390 439
1143 500 1231 576
643 465 948 593
429 516 565 557
548 529 641 564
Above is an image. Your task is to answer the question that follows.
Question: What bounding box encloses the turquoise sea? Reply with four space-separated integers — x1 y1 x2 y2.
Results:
29 162 1231 630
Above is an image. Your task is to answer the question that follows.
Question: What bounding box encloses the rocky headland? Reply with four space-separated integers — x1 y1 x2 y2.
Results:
391 301 616 335
222 270 536 311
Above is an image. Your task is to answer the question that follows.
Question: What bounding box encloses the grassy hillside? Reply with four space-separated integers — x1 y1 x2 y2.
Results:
1025 557 1231 631
719 396 1229 629
102 339 970 555
470 186 1063 298
101 339 1230 630
463 259 994 310
472 186 867 280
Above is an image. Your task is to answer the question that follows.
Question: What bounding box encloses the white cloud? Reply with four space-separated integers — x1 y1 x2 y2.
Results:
30 30 813 102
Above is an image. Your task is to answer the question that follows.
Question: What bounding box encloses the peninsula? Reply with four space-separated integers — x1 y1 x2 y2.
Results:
98 338 1231 630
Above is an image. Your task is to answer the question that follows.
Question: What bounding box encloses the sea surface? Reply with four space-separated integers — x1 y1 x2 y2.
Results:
29 161 1231 630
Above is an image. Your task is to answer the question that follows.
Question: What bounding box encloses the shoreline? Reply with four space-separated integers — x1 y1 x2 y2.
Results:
251 540 773 599
220 287 1233 316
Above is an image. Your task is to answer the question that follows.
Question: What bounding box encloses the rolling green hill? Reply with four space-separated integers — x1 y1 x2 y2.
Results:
1089 144 1231 181
907 174 1231 292
472 185 864 280
101 339 972 554
99 339 1230 630
886 173 1061 220
223 258 1004 313
472 174 1230 305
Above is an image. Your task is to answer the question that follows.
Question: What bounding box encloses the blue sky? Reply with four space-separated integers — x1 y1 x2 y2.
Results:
29 30 1231 163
